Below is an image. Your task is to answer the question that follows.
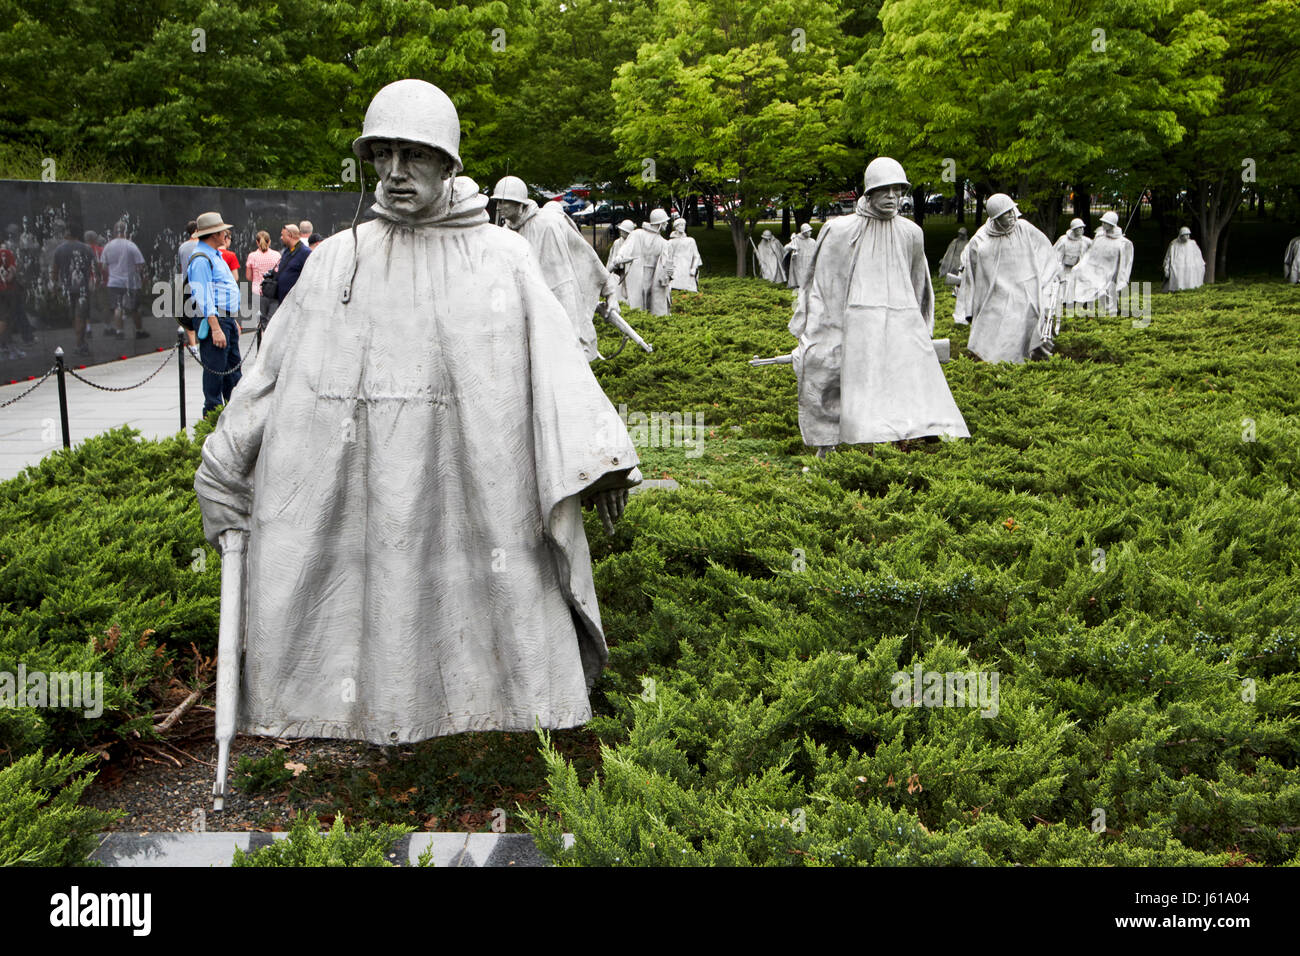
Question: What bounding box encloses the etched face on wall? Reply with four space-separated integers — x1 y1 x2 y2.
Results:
866 184 907 219
370 139 455 222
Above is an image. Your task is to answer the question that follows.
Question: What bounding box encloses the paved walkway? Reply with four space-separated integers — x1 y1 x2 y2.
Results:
0 335 261 481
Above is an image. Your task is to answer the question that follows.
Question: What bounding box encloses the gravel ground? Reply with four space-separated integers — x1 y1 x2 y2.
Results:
82 699 386 833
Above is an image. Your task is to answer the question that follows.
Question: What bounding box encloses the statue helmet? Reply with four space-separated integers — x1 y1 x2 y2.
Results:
799 222 812 234
648 208 669 226
673 217 687 230
617 219 635 235
986 193 1018 220
490 175 529 203
352 79 463 173
761 229 774 239
1100 210 1120 227
863 156 910 193
957 226 968 237
1178 225 1191 237
1069 218 1084 231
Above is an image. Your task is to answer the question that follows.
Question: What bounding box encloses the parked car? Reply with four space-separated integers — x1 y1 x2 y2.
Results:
572 202 634 224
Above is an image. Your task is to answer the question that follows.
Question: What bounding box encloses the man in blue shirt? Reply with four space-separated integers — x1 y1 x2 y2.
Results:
186 211 244 415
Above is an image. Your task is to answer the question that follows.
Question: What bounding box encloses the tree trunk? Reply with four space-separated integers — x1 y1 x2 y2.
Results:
781 205 792 241
730 216 748 277
974 186 985 225
706 195 715 230
955 179 965 223
912 186 926 226
1073 181 1091 231
1189 170 1240 285
1216 221 1230 279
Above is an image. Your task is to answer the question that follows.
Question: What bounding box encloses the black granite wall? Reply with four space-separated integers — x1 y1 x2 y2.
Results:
0 180 369 380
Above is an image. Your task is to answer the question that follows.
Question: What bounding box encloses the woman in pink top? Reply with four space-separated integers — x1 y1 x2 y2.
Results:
245 231 282 333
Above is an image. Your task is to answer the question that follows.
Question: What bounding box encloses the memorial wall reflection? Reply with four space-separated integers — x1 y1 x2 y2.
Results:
0 180 369 380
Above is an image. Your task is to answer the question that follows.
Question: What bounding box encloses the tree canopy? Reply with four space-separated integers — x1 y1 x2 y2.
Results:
1 0 1297 280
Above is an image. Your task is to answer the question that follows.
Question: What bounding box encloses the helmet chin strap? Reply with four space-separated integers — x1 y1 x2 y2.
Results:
342 163 366 305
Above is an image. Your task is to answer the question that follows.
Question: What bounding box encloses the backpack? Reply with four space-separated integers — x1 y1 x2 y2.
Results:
182 250 214 335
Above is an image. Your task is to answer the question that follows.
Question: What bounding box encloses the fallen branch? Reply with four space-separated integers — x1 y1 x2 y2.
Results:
153 682 213 734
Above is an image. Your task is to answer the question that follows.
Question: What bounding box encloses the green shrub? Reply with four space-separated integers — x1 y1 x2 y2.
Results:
231 813 425 867
0 750 122 866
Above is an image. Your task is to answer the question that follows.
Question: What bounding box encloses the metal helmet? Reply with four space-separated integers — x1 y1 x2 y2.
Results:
986 193 1018 220
761 229 774 239
648 208 669 226
618 219 635 235
1100 210 1119 227
490 175 529 203
352 79 463 173
863 156 910 193
1178 226 1191 236
957 226 968 237
1069 218 1084 231
799 222 812 234
673 217 687 230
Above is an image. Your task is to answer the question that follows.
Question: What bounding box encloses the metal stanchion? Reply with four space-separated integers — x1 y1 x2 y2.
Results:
53 346 70 448
177 325 187 430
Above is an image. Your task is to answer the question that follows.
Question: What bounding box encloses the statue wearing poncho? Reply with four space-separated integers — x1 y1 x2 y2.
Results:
667 219 703 292
1286 237 1300 284
497 194 620 361
193 82 639 744
1053 220 1092 305
784 224 816 289
755 230 787 283
960 194 1062 364
1070 213 1134 315
790 160 969 449
612 216 673 315
1162 228 1205 292
937 228 968 278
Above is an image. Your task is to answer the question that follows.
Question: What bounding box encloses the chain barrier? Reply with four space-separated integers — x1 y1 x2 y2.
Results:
0 364 57 408
64 347 176 392
184 335 257 377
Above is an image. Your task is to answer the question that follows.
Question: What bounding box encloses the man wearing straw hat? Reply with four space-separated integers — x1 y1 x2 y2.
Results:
186 211 243 415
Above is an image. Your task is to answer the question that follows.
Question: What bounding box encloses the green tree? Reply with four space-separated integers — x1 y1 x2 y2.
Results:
846 0 1224 234
497 0 661 193
612 0 853 276
1157 0 1300 282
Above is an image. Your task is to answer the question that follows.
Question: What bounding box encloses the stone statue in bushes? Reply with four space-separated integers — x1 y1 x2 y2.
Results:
753 229 787 283
1162 226 1205 292
1053 218 1092 307
789 157 969 456
1070 210 1134 316
611 209 673 315
784 223 816 289
491 176 651 360
194 79 641 806
957 193 1062 363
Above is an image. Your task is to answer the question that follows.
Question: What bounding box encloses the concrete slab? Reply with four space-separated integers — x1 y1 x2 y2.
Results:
91 832 252 867
90 831 573 867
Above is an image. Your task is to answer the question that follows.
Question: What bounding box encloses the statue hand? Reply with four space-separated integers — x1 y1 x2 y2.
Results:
591 488 628 536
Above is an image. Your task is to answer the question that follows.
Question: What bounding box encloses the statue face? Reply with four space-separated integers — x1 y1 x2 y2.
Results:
866 184 907 218
994 210 1017 230
497 200 525 227
370 139 454 221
